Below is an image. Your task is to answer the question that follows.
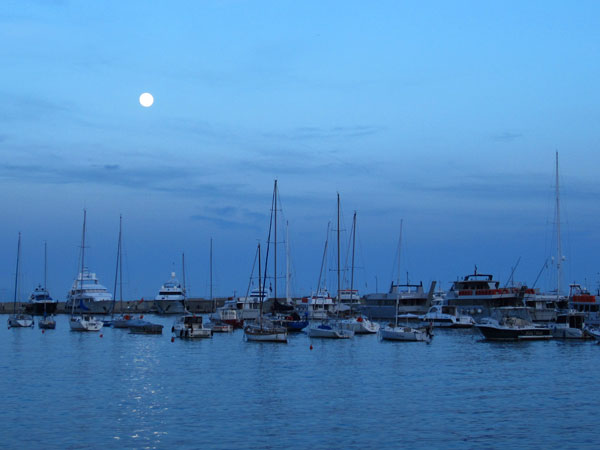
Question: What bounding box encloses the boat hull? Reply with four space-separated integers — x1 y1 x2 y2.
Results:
379 326 432 342
476 324 552 341
38 318 56 329
308 324 354 339
69 316 103 332
7 314 35 328
244 328 288 343
153 300 187 315
26 302 58 315
340 318 380 334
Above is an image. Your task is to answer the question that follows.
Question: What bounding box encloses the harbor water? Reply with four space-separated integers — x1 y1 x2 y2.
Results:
1 315 599 449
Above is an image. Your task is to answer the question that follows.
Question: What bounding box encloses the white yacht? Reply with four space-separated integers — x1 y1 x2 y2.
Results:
551 310 589 339
420 304 475 328
359 281 436 320
296 289 337 320
65 268 113 314
154 272 187 314
212 287 270 325
172 314 212 338
69 314 103 332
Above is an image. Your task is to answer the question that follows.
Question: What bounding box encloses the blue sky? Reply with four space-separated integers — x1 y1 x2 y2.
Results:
1 1 600 301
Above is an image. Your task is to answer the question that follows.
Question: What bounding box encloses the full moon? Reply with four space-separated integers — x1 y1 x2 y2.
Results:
139 92 154 107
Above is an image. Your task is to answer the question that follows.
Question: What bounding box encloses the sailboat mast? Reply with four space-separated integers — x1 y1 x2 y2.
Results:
286 221 290 301
350 211 356 299
73 209 87 316
210 237 214 310
119 215 123 311
395 220 403 328
337 192 340 304
316 222 330 297
274 180 277 305
112 215 122 316
555 151 562 301
13 232 21 314
44 240 47 291
258 243 263 328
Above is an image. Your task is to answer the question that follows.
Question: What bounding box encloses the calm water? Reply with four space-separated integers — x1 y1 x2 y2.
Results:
1 315 599 449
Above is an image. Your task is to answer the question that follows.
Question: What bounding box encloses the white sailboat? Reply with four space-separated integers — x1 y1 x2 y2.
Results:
340 211 380 334
7 233 35 329
38 242 56 330
244 242 288 343
69 210 104 332
379 221 433 342
308 194 354 339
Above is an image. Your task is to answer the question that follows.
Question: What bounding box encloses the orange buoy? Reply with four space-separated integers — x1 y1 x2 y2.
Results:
100 334 103 338
310 345 313 350
42 330 45 334
171 337 175 343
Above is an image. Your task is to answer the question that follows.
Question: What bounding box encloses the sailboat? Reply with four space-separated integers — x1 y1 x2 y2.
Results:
244 242 288 342
37 242 56 330
340 211 380 334
207 239 233 333
69 210 104 332
308 194 354 339
7 233 35 329
379 221 433 342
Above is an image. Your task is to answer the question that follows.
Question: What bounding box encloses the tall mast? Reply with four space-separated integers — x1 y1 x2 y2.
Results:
210 238 214 311
274 180 278 305
395 220 403 327
555 151 562 300
13 232 21 314
73 209 87 316
350 211 356 300
337 192 341 304
258 243 263 328
112 215 122 317
182 253 186 300
44 240 47 291
316 222 330 296
286 221 290 301
119 215 123 312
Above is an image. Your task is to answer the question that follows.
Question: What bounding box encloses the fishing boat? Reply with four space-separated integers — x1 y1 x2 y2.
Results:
569 284 600 327
379 221 433 343
69 210 104 332
420 304 475 328
475 307 552 341
7 233 34 329
550 310 590 339
172 314 213 338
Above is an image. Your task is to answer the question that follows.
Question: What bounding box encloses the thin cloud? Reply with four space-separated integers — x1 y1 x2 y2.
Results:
491 131 523 142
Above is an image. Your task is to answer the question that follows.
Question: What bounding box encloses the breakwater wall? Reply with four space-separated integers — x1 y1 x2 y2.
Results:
0 298 228 315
